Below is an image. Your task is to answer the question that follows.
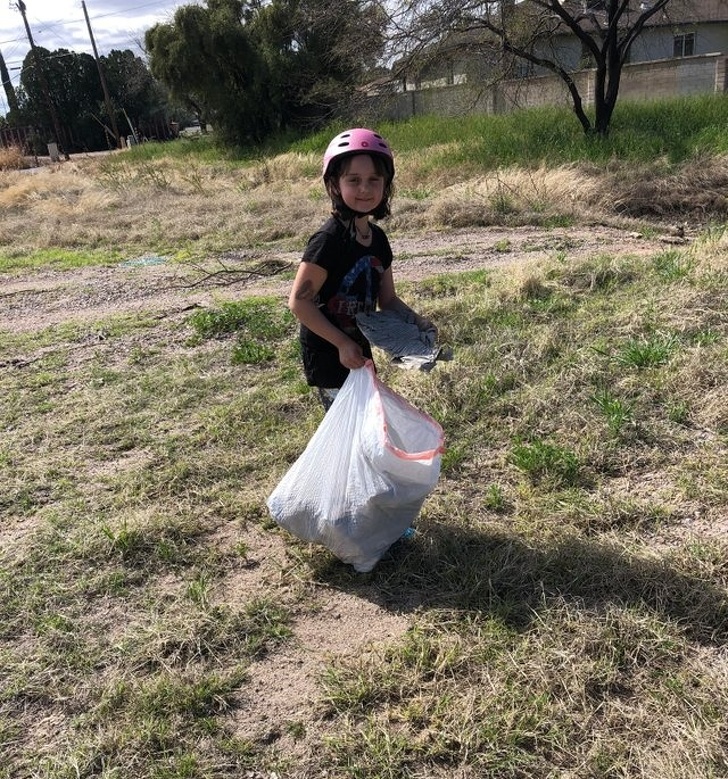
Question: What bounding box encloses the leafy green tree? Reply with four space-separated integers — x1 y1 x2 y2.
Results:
14 46 168 151
16 48 106 151
255 0 388 127
146 0 274 144
146 0 387 145
102 49 169 141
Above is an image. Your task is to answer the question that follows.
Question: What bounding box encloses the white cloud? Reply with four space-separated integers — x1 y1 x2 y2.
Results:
1 1 200 66
1 1 201 112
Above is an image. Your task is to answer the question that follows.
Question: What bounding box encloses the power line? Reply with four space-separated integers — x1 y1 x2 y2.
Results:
1 0 200 115
2 0 199 49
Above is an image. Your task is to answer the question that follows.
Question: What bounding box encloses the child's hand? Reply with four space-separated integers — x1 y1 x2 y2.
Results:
338 339 366 370
416 314 437 336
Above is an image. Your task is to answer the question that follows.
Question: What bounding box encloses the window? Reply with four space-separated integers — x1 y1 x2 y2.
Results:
673 32 695 58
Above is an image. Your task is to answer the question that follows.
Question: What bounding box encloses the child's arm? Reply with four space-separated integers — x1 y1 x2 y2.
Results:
377 267 437 333
288 262 367 370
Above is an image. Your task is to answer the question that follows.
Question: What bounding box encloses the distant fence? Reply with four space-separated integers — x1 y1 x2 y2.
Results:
0 124 79 155
0 125 35 152
0 113 178 153
365 52 728 122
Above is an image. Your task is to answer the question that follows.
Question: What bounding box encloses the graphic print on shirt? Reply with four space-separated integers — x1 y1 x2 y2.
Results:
326 254 384 334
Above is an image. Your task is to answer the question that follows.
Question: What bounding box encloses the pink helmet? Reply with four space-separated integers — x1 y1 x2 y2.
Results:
322 128 394 180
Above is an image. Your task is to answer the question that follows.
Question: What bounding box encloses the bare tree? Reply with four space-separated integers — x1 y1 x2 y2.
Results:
386 0 679 136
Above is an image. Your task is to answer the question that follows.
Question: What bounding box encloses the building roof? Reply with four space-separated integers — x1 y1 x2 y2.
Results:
567 0 728 26
653 0 728 24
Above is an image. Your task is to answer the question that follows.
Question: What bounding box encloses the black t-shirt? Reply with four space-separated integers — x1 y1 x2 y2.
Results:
299 216 393 388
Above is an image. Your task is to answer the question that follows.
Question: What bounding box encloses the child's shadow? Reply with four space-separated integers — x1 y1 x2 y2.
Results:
310 523 728 646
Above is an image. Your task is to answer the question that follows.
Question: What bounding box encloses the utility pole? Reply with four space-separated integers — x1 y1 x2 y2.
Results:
0 49 20 115
14 0 69 160
82 0 122 149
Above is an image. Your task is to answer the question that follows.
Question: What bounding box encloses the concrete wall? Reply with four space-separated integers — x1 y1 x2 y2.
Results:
366 53 727 122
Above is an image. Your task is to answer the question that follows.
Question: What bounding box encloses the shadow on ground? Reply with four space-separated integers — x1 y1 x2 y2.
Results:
305 523 728 646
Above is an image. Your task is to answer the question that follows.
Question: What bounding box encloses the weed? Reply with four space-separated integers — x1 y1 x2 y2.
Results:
691 327 721 347
399 185 432 200
617 332 680 368
509 437 581 487
558 254 637 292
232 338 276 364
417 268 491 298
441 443 467 472
483 483 507 512
179 166 207 194
668 400 690 425
653 249 694 281
0 145 28 171
189 297 293 340
541 214 575 228
140 165 172 190
286 720 307 740
489 186 517 215
186 570 213 607
591 386 634 436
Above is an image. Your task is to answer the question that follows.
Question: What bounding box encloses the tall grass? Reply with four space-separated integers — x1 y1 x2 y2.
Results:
105 94 728 173
4 94 724 272
0 145 27 171
288 94 728 168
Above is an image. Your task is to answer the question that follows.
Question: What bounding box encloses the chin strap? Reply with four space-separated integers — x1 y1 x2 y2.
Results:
332 198 373 221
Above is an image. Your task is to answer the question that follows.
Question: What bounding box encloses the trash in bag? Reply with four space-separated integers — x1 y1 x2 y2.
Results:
267 361 445 572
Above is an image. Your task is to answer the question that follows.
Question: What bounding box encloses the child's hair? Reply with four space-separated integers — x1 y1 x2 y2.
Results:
324 152 395 221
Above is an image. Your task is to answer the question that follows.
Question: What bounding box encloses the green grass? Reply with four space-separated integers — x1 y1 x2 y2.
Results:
289 94 728 169
0 247 126 273
188 297 296 365
4 229 727 776
1 108 728 777
104 94 725 174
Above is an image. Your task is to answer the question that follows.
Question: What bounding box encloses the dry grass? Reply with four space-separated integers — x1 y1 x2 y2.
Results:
4 148 726 265
1 141 727 778
0 145 27 171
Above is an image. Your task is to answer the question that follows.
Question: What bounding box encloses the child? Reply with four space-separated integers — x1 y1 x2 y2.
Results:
288 128 436 410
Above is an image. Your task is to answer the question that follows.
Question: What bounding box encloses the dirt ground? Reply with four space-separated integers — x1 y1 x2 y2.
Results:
1 223 680 336
1 222 693 776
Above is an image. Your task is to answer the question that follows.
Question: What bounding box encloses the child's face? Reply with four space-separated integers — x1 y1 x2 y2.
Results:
336 154 386 215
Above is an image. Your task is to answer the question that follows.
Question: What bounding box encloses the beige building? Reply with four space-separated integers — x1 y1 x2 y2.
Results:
369 0 728 120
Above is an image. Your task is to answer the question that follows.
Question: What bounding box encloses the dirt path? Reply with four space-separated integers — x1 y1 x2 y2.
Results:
1 224 678 335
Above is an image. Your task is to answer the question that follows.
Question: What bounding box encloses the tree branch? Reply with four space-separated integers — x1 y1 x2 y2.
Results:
175 256 293 289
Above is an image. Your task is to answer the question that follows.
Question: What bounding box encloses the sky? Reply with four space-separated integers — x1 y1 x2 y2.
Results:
0 0 202 112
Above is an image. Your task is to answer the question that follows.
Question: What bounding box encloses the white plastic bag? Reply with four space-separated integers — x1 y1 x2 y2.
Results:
267 361 444 572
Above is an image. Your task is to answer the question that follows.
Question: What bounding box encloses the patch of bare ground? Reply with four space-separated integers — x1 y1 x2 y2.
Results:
229 585 409 748
203 519 413 771
0 223 680 336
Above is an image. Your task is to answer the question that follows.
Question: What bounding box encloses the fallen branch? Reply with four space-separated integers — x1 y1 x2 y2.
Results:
174 256 293 289
153 303 204 320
